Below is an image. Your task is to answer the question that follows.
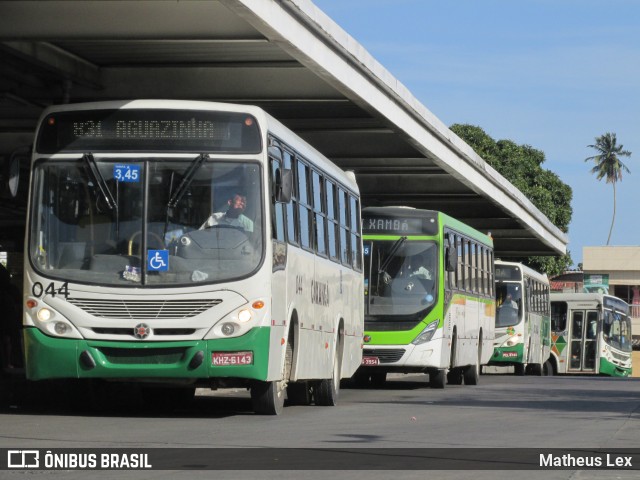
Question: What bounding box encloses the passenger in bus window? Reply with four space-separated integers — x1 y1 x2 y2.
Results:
200 191 254 232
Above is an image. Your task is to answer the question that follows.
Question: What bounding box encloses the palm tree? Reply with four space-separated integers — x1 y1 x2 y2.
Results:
584 132 631 245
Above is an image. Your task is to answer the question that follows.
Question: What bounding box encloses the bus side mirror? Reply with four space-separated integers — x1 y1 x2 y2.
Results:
445 244 457 272
275 168 293 203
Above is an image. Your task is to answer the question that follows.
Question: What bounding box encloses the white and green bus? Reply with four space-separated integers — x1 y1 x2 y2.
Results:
489 261 551 375
359 207 495 388
23 100 364 414
549 293 632 376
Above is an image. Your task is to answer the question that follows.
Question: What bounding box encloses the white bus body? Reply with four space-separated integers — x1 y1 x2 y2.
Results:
24 100 364 414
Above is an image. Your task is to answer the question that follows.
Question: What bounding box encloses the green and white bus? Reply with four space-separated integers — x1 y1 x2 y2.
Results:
489 261 551 375
359 207 495 388
550 293 632 376
23 100 364 414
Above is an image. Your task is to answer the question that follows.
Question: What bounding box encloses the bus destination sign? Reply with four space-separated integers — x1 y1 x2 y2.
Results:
363 216 437 235
37 109 262 154
495 265 522 281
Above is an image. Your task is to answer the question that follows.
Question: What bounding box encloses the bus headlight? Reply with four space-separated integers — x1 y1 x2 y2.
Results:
37 308 53 322
412 320 439 345
238 308 252 323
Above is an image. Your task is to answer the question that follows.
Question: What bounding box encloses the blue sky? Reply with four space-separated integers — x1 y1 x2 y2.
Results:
313 0 640 267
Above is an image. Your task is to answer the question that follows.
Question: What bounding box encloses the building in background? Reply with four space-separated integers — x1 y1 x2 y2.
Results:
550 270 584 293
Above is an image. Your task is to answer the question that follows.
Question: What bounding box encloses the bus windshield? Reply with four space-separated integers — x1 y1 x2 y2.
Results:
29 157 263 287
495 282 522 327
364 240 438 317
602 308 632 352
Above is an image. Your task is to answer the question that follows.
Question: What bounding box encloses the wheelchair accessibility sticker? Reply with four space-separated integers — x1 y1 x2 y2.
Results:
147 250 169 272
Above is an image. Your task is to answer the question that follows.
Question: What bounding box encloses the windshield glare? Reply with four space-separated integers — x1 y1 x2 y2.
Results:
29 158 263 287
495 283 522 327
364 240 438 317
603 309 632 352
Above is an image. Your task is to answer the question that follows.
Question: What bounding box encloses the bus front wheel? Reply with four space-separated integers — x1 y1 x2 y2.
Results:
251 380 285 415
251 339 292 415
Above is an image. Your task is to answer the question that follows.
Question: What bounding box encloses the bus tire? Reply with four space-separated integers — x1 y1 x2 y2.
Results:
251 338 292 415
315 336 342 406
543 360 554 376
430 369 446 389
514 363 526 376
251 380 285 415
463 340 481 385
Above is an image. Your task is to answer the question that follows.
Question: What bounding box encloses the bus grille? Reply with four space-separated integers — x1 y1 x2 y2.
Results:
363 348 406 363
91 328 196 336
67 298 222 319
98 347 187 365
610 350 629 362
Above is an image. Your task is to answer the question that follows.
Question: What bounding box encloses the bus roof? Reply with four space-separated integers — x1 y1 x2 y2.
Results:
550 292 629 308
495 259 549 284
35 99 359 194
362 206 492 245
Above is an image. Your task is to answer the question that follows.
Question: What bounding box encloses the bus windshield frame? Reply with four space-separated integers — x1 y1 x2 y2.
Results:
495 281 524 328
28 155 264 287
602 306 633 352
364 239 439 320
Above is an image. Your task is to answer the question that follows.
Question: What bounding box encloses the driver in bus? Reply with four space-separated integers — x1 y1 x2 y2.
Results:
408 254 432 280
200 191 254 232
501 293 517 309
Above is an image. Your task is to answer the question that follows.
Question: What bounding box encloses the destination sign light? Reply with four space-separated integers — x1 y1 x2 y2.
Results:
37 109 261 153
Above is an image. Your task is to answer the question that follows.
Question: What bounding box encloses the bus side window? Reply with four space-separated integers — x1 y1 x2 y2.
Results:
551 302 567 331
283 150 298 245
325 179 339 261
269 157 286 242
312 170 326 256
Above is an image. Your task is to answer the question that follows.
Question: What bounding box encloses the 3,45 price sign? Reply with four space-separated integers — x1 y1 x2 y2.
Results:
113 164 140 182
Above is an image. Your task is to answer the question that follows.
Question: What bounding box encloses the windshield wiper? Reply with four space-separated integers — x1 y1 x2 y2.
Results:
378 236 407 275
83 153 117 212
164 153 209 241
167 153 209 208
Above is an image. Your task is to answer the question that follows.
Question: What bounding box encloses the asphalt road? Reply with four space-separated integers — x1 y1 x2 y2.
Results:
1 372 639 480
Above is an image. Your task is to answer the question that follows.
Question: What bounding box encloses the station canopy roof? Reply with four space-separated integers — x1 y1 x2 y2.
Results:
0 0 568 256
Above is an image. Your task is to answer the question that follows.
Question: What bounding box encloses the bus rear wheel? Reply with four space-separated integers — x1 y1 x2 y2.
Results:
315 338 342 406
463 344 481 385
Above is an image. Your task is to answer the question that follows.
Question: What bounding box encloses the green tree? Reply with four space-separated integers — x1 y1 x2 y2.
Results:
450 124 573 277
584 132 631 245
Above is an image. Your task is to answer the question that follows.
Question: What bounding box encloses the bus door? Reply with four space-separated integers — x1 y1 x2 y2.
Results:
568 309 598 372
